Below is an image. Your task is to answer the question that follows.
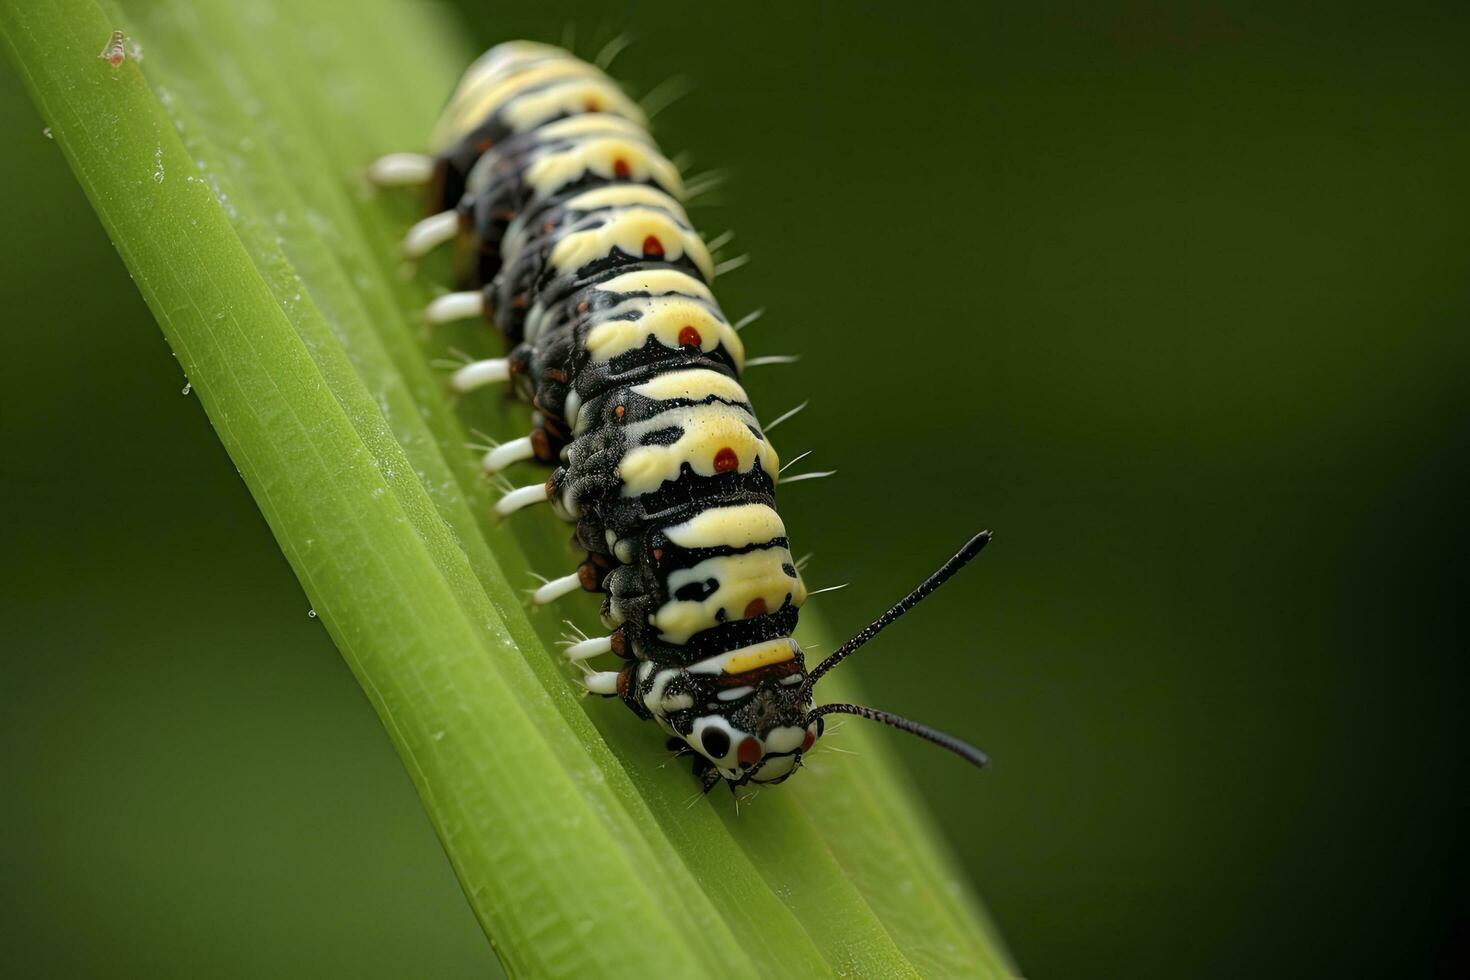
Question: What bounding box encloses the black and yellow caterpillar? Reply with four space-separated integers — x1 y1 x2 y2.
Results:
372 41 991 790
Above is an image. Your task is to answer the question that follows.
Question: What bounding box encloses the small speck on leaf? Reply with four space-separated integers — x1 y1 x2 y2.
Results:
181 382 192 395
98 30 126 68
42 127 52 140
307 609 317 619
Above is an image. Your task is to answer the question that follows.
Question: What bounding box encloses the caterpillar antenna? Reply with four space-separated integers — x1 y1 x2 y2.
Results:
806 703 990 770
800 530 990 698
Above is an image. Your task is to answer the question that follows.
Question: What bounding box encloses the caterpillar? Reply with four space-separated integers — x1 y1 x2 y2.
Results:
370 40 992 790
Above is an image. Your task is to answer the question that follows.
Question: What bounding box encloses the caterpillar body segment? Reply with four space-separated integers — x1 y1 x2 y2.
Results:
428 41 647 216
378 42 993 789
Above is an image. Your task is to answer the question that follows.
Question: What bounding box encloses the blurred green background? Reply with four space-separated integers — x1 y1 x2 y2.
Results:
3 1 1467 976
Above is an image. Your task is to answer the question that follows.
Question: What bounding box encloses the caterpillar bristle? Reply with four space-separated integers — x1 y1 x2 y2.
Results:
732 308 765 332
639 74 697 119
593 33 634 71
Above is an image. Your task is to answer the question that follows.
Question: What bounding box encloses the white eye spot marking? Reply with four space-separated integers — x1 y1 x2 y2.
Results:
661 693 694 712
762 725 806 755
716 686 754 702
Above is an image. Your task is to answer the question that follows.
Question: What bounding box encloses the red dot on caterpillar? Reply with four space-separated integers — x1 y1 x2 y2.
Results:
737 738 764 767
613 158 631 179
713 447 738 472
642 235 664 257
677 325 702 347
743 598 767 618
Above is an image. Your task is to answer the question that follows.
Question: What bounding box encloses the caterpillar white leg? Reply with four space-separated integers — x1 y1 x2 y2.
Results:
451 358 509 393
368 152 435 187
403 209 459 258
532 571 582 605
496 481 551 516
483 435 534 474
583 670 621 694
564 634 614 662
425 290 485 326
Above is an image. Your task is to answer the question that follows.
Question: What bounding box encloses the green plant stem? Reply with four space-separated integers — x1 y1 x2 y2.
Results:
1 1 1015 976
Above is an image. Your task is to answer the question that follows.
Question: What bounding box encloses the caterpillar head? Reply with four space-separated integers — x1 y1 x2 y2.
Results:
634 638 822 785
684 676 822 785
